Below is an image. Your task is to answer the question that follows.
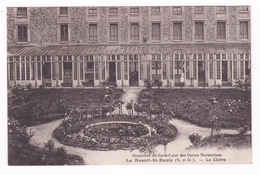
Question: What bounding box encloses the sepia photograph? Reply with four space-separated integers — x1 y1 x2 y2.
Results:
3 1 260 174
6 5 252 166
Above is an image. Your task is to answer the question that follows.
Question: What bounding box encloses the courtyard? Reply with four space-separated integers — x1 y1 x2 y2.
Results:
8 85 251 165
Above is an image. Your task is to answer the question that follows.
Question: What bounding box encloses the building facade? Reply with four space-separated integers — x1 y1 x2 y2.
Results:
7 6 251 88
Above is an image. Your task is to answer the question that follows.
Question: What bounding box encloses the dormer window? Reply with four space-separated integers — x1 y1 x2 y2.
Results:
109 7 118 14
60 7 68 15
89 8 97 14
173 7 182 13
151 7 160 14
17 7 27 17
239 6 249 12
130 7 139 14
216 6 226 13
195 6 204 13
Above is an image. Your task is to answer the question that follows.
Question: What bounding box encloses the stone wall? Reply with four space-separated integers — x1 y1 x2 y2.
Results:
120 8 129 43
184 7 193 42
141 7 150 43
162 7 171 42
30 7 57 44
229 6 237 41
7 7 249 46
71 7 87 43
7 8 15 44
206 7 215 41
99 7 108 43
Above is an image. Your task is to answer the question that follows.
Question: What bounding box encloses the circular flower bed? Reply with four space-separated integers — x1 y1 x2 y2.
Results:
84 121 150 138
53 112 178 151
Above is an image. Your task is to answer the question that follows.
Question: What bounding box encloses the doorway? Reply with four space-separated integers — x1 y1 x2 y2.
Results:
63 62 72 87
109 62 116 83
198 61 205 82
222 61 228 82
129 61 139 86
42 62 51 87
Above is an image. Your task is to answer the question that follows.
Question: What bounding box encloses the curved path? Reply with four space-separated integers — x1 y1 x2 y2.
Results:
27 88 251 164
27 117 251 164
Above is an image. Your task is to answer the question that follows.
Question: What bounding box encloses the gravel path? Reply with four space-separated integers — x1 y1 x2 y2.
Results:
120 87 143 114
28 117 251 164
27 88 251 164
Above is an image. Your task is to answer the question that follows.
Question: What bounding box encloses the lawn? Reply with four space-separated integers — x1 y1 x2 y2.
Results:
139 89 251 129
8 88 123 126
8 87 124 165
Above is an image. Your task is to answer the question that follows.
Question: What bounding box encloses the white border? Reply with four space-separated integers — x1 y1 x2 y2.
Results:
1 0 259 175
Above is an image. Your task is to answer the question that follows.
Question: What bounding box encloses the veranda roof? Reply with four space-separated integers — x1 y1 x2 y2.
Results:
7 43 250 57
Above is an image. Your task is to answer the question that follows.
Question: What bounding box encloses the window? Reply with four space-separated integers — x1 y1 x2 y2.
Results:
175 54 183 75
109 7 118 14
89 24 98 41
195 22 204 40
110 24 118 41
130 23 139 41
60 24 68 42
80 57 83 80
195 6 204 13
52 61 56 80
217 22 226 39
239 21 249 39
192 55 197 79
209 54 214 79
140 61 144 80
10 63 14 81
74 61 77 80
152 23 161 41
17 7 27 17
216 6 226 12
130 7 139 14
17 25 28 42
26 59 30 80
89 8 97 14
60 7 68 15
173 22 182 40
117 59 121 80
95 61 99 80
163 58 167 80
152 54 161 75
239 6 249 12
186 60 190 80
151 7 160 14
173 7 182 13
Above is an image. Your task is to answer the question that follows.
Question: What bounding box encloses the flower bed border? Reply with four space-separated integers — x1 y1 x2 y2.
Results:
52 115 178 151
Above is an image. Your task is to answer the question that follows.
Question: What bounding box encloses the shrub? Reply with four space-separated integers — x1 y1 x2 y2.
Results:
156 81 163 89
125 102 133 110
39 83 46 89
26 83 32 90
237 124 249 137
189 133 202 146
144 79 152 90
11 84 24 96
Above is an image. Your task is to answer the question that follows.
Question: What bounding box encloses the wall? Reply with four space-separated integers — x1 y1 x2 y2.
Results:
7 6 250 46
30 7 57 44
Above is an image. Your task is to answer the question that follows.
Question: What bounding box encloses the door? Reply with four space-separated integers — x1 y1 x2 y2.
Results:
129 61 139 86
109 62 116 83
42 62 51 87
222 61 228 82
63 62 72 87
198 61 205 82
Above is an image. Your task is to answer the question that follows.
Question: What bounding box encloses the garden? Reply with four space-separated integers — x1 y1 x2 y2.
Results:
8 80 251 165
52 85 178 152
8 84 123 165
139 80 251 149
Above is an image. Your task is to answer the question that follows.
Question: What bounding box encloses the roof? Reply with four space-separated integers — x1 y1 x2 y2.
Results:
7 43 251 57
